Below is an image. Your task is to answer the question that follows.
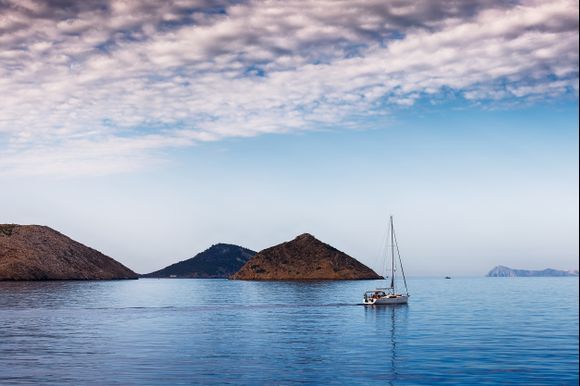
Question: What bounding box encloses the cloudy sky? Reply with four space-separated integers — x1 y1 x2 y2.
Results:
0 0 578 275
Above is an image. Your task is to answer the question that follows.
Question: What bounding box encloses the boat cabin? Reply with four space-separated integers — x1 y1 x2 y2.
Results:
364 290 387 301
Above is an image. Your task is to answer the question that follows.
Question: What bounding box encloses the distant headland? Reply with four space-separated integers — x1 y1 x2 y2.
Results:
487 265 579 277
0 224 137 280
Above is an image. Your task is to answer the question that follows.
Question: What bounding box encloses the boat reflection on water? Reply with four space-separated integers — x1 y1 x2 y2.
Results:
364 304 409 385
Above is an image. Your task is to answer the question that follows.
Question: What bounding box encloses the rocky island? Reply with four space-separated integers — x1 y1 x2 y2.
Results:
0 224 138 280
231 233 381 280
143 243 256 278
487 265 579 277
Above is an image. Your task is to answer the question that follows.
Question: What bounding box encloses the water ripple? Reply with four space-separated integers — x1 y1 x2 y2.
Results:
0 277 578 385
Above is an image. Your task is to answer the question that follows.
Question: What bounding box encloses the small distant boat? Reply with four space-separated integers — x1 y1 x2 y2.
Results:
445 276 451 279
363 216 409 305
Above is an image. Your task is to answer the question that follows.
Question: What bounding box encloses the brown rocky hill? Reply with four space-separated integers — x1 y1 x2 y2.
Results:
230 233 381 280
0 224 138 280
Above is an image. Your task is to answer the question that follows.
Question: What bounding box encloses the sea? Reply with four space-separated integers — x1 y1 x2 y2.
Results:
0 277 578 385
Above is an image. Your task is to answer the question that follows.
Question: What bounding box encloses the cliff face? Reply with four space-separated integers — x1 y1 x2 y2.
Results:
230 233 381 280
487 265 579 277
0 224 138 280
143 243 256 278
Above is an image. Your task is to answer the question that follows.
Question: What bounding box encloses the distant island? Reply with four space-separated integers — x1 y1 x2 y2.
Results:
231 233 381 280
143 243 256 278
0 224 137 280
487 265 579 277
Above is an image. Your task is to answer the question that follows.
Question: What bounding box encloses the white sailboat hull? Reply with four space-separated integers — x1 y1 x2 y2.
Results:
363 294 409 305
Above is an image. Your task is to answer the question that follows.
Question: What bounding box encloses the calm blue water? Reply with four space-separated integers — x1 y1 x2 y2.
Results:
0 277 578 385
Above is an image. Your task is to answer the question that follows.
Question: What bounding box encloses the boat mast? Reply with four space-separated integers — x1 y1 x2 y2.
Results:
390 215 395 290
393 224 409 296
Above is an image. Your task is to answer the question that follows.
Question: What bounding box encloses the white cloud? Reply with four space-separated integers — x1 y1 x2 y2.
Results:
0 0 577 176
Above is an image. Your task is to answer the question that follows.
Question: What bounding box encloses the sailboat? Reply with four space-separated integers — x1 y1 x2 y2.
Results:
363 216 409 305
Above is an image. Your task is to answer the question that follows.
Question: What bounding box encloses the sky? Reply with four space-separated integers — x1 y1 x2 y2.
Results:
0 0 578 276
